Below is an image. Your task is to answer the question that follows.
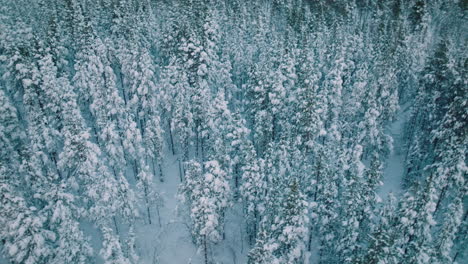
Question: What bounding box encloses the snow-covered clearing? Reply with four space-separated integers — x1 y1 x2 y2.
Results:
379 104 411 199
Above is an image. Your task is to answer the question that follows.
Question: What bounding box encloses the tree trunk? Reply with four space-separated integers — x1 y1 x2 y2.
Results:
178 159 184 182
201 136 205 162
150 156 157 181
318 239 324 263
113 216 120 235
159 162 164 183
144 185 152 225
314 170 320 201
196 127 199 158
140 116 146 137
93 126 100 145
155 202 162 228
434 185 447 214
204 235 208 264
51 153 62 179
252 210 258 245
133 159 139 181
168 119 175 155
308 225 313 251
120 72 128 105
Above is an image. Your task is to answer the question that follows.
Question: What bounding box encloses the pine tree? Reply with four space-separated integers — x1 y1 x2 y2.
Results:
55 76 130 250
248 227 277 264
240 149 266 244
0 176 54 264
100 227 131 264
434 192 465 263
180 160 231 264
274 180 309 263
203 89 234 166
46 187 94 264
164 57 194 164
0 89 24 175
336 144 368 262
393 186 437 264
144 114 165 182
125 226 139 263
364 194 399 264
292 48 327 151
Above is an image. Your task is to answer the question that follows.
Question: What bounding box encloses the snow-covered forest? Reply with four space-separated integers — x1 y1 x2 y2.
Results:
0 0 466 263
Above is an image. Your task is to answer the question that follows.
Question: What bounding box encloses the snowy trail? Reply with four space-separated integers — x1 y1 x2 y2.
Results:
135 154 201 264
379 104 411 199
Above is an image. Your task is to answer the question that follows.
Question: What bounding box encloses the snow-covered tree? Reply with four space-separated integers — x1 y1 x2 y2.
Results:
0 1 465 263
273 180 309 263
46 187 94 264
364 194 399 264
0 177 55 264
100 227 131 264
240 149 266 244
180 160 231 264
144 114 165 182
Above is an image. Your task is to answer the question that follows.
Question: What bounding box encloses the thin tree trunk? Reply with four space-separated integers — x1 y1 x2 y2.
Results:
144 185 152 225
272 114 276 141
112 167 118 180
308 225 313 251
113 216 120 235
150 156 157 180
155 202 162 228
314 170 320 201
133 159 139 180
222 211 226 240
201 136 205 162
168 119 175 155
120 72 128 105
453 251 459 263
93 126 100 145
178 159 184 182
159 162 164 183
196 127 199 158
234 169 239 189
51 153 62 179
434 185 447 213
252 210 258 245
204 235 208 264
140 116 146 137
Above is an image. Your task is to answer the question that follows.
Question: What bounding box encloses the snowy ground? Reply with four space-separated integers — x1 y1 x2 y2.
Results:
379 104 411 199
